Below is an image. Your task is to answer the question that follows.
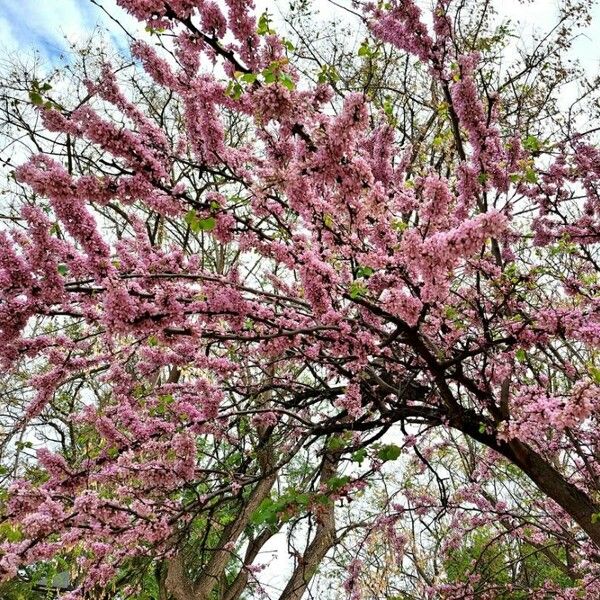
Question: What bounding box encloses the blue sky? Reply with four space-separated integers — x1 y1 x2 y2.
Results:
0 0 137 62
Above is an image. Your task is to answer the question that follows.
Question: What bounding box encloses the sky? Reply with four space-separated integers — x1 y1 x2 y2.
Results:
0 0 598 72
0 0 132 61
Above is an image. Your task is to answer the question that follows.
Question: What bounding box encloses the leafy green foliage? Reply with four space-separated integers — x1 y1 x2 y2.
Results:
444 528 574 597
185 210 216 233
377 444 402 462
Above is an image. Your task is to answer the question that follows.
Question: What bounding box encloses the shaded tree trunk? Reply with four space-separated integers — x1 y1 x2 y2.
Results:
451 409 600 549
165 470 277 600
222 529 279 600
277 451 339 600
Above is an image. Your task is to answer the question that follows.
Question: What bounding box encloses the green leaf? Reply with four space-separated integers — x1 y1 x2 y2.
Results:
523 135 541 153
327 437 346 451
515 349 527 363
433 135 444 148
444 306 459 320
294 492 310 507
279 73 295 90
29 91 43 106
348 281 366 300
241 73 257 84
251 498 278 525
0 522 23 542
263 68 277 84
197 216 216 231
391 219 408 232
57 264 69 276
588 364 600 385
504 263 518 280
225 81 243 100
145 25 166 34
326 475 351 491
106 446 119 458
377 444 401 462
317 65 339 84
356 265 374 279
257 11 274 35
358 41 370 57
352 448 367 465
157 394 174 412
185 209 200 232
185 211 216 233
524 168 538 184
314 493 332 506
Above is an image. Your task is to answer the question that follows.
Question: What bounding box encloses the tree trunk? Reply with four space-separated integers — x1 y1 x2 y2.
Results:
222 529 278 600
165 471 277 600
507 438 600 547
451 409 600 548
277 451 338 600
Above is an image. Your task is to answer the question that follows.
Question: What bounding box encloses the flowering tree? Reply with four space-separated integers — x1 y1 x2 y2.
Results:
1 0 600 598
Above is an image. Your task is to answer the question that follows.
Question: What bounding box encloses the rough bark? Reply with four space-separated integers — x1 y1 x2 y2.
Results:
165 554 197 600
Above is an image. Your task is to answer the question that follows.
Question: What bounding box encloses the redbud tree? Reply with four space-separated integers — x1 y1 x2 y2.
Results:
1 0 600 598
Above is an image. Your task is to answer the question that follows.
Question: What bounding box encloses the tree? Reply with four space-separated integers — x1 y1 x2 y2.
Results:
1 0 600 598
